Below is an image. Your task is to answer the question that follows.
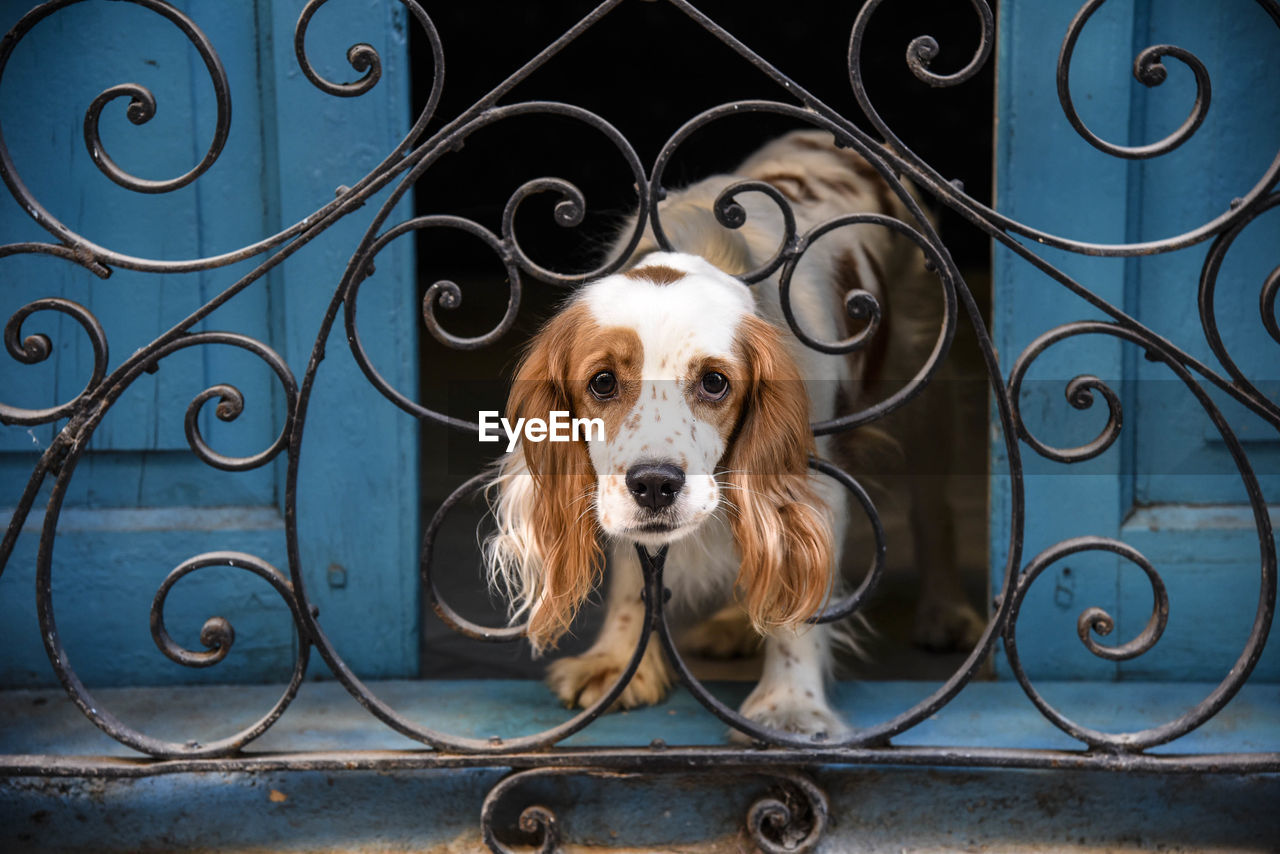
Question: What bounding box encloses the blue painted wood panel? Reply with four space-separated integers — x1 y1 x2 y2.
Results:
0 0 418 686
992 0 1279 681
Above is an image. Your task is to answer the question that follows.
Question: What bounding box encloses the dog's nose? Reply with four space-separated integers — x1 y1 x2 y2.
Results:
625 463 685 511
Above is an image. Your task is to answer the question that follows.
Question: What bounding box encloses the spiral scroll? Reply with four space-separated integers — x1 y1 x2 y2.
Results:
847 0 1280 258
39 541 310 758
1058 2 1209 160
0 297 108 426
0 0 446 275
647 100 960 435
340 100 648 433
479 767 829 854
746 771 830 854
1002 322 1276 751
1008 325 1125 464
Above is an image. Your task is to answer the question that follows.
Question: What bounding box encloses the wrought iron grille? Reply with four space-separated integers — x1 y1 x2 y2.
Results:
1 0 1277 850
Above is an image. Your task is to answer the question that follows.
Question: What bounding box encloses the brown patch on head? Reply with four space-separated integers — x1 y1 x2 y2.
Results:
505 302 647 648
523 305 644 442
687 354 741 444
835 249 864 301
817 175 865 200
856 247 892 385
863 247 885 284
622 264 686 285
757 172 818 203
847 158 897 213
835 249 891 383
790 135 832 152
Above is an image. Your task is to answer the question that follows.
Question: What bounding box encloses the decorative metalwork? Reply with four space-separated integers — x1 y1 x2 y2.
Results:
1 0 1277 849
479 767 828 853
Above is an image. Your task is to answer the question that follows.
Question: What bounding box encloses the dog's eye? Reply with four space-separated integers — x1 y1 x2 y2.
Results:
698 371 729 401
588 371 618 400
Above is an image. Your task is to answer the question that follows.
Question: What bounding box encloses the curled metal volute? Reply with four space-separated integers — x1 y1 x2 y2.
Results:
805 212 959 435
708 179 798 283
184 384 243 471
844 0 1267 259
6 317 50 363
646 100 814 274
481 768 646 853
1003 539 1170 662
1 0 442 275
504 177 586 230
850 0 994 144
482 794 560 854
294 0 382 97
293 0 444 165
474 102 646 286
343 216 517 431
779 212 934 356
1001 533 1195 751
37 544 312 759
1007 327 1125 464
1002 319 1275 751
1004 537 1171 739
1058 2 1209 159
805 457 886 624
158 332 297 472
502 176 594 285
78 2 231 193
0 297 108 426
907 0 993 88
150 552 297 670
746 772 830 854
845 288 880 322
424 279 462 312
155 610 234 668
516 806 561 854
199 617 235 656
378 218 517 352
1074 588 1169 663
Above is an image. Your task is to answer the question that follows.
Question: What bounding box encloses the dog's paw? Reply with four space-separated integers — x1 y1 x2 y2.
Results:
912 597 986 652
546 645 671 711
680 606 764 659
730 687 850 744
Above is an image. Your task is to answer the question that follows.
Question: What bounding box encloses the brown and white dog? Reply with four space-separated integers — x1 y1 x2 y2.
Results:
484 130 978 739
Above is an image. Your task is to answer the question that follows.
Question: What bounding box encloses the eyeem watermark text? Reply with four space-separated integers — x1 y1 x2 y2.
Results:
478 411 605 452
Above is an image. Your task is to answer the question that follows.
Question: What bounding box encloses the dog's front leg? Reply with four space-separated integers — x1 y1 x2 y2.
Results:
733 624 849 742
545 542 673 710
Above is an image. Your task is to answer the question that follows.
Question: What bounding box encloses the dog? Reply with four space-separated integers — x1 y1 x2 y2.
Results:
483 130 981 739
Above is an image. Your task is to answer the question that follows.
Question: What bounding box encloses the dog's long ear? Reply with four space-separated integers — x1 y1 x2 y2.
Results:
723 314 834 632
484 303 602 654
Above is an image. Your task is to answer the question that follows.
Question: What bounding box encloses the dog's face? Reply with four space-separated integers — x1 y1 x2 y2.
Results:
572 257 755 546
488 252 832 650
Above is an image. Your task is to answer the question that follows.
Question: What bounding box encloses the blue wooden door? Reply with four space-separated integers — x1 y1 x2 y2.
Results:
0 0 419 686
992 0 1279 681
